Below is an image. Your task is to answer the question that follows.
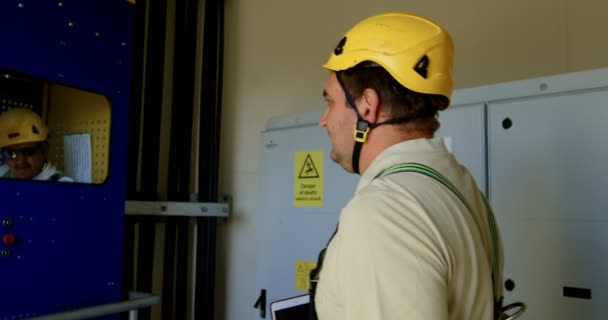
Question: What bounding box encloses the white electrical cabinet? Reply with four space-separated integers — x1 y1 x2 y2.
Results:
487 83 608 319
437 102 487 193
254 112 357 318
255 68 608 320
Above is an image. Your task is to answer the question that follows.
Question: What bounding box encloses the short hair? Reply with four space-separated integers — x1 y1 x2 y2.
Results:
339 62 447 135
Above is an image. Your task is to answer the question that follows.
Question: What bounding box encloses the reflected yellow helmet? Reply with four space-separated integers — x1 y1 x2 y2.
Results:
323 12 455 107
0 108 48 148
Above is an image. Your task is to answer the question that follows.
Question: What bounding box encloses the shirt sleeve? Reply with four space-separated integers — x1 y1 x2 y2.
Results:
334 190 450 320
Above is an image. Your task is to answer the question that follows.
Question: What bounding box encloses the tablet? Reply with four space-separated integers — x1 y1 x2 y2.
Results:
270 294 310 320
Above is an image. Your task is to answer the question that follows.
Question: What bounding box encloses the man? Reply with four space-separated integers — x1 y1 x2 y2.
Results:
0 108 73 182
313 12 505 319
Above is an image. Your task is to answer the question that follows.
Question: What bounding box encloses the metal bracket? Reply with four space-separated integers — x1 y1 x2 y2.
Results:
124 200 229 218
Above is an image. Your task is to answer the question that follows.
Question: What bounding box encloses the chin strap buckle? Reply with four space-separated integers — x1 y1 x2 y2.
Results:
354 120 370 143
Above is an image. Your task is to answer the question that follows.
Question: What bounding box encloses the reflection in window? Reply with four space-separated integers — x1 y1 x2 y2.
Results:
0 70 111 184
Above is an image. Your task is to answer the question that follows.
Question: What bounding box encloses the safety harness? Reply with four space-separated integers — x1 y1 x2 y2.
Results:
309 162 525 319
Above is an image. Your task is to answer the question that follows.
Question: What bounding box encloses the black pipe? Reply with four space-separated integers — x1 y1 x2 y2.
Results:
166 0 201 317
138 0 166 201
125 0 146 200
133 0 168 319
167 0 198 201
123 0 147 311
161 221 177 320
195 0 224 318
175 218 190 320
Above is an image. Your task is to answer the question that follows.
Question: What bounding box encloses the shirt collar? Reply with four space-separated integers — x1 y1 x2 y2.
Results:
355 137 450 193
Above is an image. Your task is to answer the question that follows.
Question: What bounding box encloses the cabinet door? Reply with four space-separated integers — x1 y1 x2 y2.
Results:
488 89 608 319
254 112 359 319
437 103 487 193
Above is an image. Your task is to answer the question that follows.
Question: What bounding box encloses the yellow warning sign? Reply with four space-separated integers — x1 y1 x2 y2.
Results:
294 150 323 207
295 260 318 291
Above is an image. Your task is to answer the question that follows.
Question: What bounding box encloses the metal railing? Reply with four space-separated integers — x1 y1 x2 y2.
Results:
26 292 159 320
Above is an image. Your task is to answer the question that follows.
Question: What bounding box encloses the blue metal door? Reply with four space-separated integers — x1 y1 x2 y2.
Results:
0 0 134 317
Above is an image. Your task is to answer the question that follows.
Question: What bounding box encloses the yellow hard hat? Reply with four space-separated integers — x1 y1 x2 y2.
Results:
0 108 48 148
323 12 455 107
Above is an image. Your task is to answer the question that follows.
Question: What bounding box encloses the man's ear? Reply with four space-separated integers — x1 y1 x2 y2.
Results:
356 88 381 123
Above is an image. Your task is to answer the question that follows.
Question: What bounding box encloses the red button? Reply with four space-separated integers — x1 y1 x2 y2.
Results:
2 233 15 246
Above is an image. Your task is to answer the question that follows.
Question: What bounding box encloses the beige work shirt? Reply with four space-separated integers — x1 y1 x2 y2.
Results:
315 137 503 320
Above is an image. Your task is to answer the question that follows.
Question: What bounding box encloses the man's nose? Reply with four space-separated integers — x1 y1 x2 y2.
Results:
319 109 328 128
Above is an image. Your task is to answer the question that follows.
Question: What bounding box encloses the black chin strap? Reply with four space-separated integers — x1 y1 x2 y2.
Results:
335 72 416 174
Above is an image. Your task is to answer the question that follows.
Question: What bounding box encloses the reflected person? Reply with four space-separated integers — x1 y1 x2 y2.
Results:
0 108 73 182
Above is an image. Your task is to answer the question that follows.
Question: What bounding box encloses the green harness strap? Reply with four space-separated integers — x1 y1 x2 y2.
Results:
376 163 502 307
309 163 505 320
